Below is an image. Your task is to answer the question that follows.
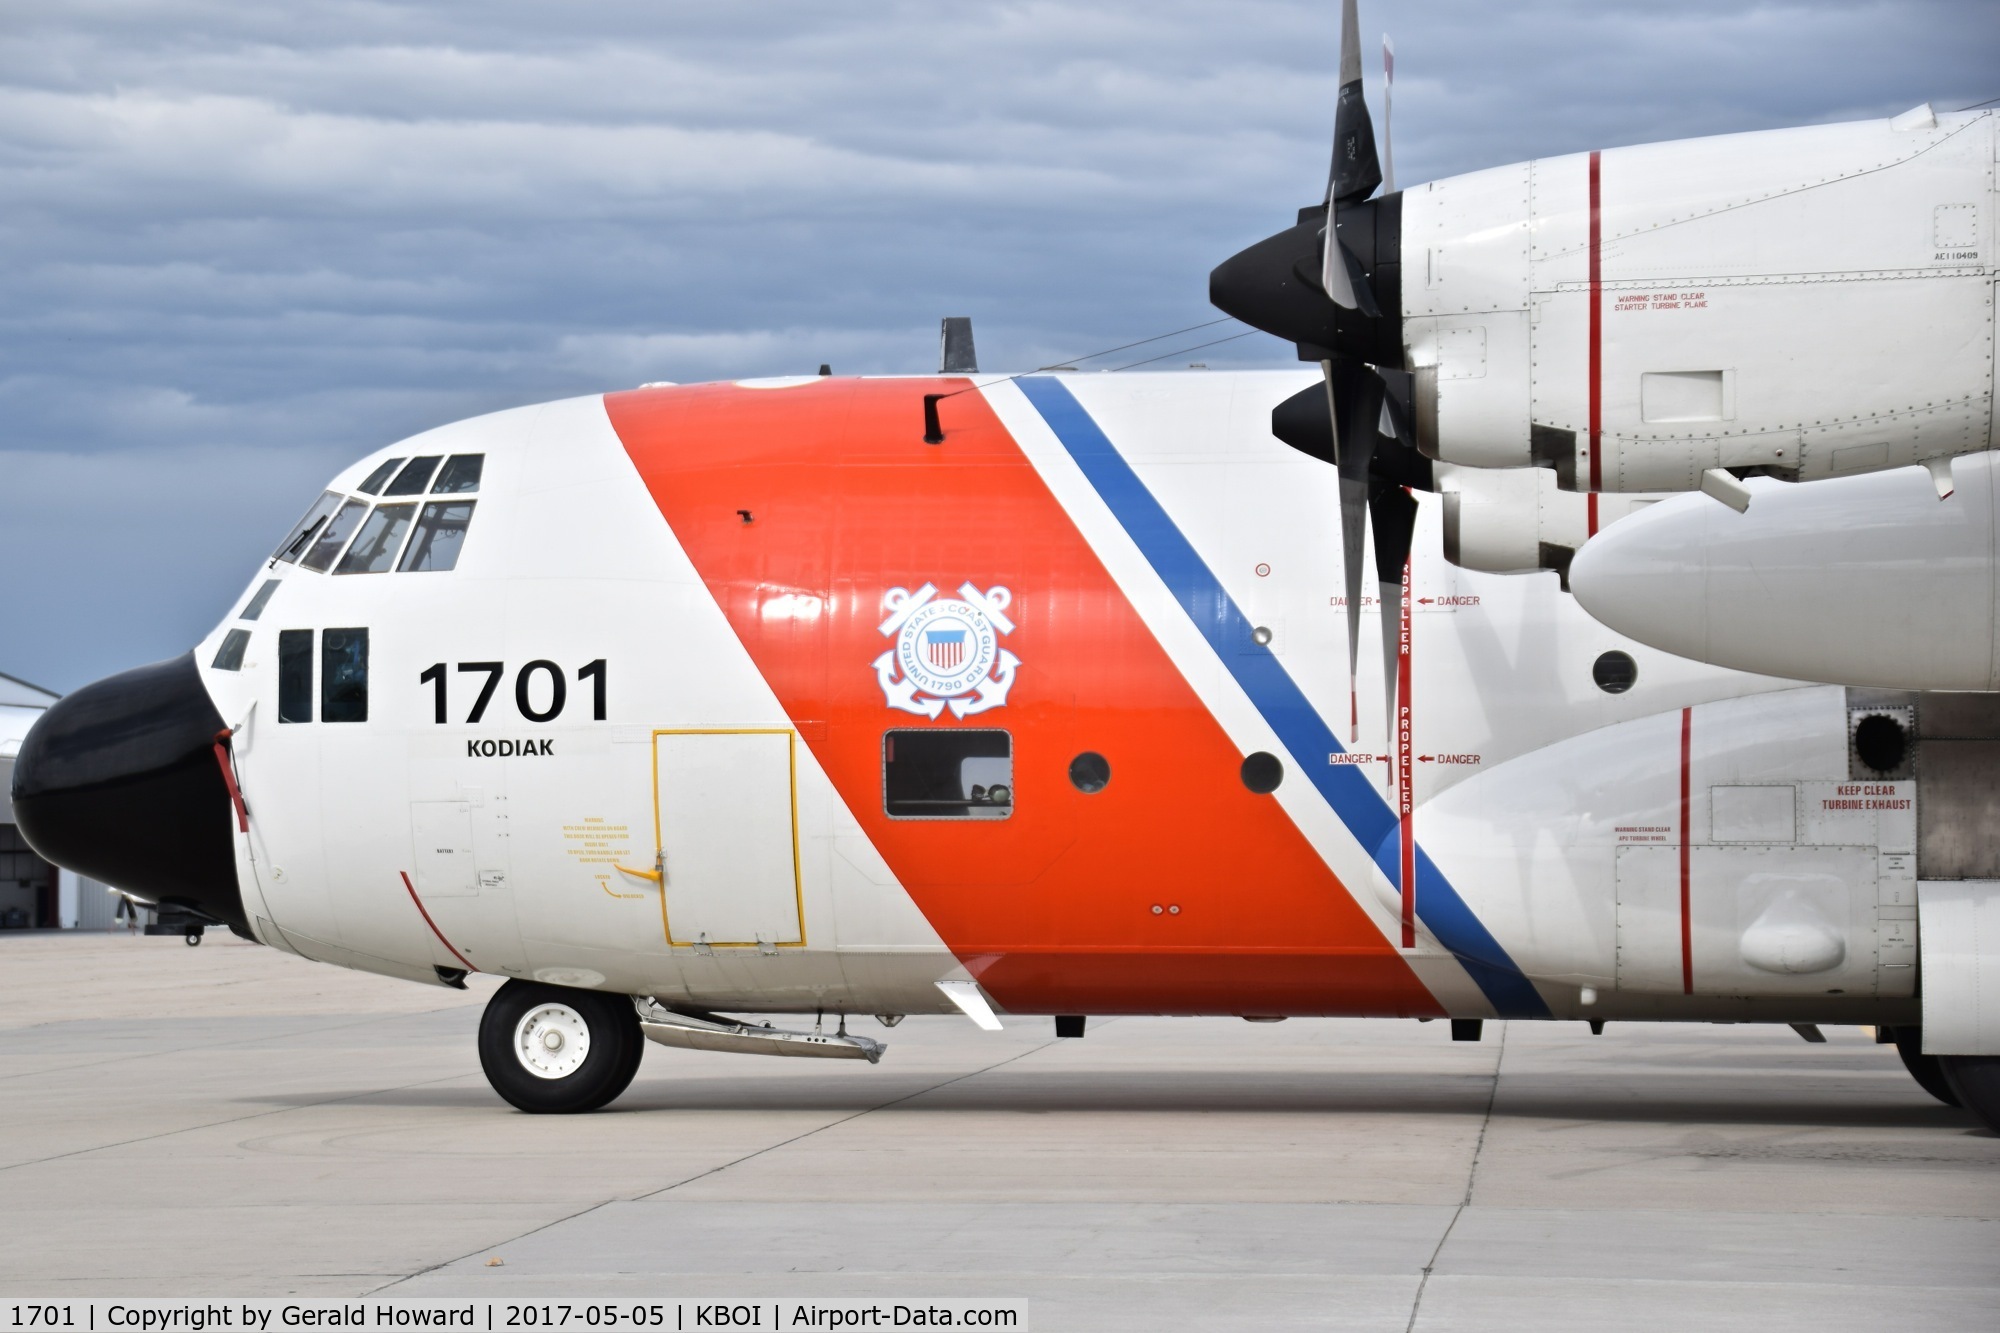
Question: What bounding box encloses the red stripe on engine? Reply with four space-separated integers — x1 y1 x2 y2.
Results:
1679 707 1693 995
1588 150 1603 494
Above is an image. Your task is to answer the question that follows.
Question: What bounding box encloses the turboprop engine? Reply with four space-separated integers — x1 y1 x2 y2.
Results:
1215 82 1995 501
1569 454 2000 690
1401 105 1994 493
1421 685 1900 1007
1422 683 2000 1061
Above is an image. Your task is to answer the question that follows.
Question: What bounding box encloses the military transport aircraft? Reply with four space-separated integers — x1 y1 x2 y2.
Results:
12 2 1998 1126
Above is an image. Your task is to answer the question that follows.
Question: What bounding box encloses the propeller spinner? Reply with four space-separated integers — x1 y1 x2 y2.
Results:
1208 0 1425 750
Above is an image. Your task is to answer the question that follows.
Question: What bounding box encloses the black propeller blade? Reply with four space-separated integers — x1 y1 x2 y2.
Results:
1211 0 1421 755
1322 0 1383 310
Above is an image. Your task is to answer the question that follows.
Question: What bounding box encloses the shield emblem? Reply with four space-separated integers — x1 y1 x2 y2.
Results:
924 628 966 670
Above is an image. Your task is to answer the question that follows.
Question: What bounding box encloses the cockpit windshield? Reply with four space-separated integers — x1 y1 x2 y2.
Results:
398 501 475 572
300 498 369 572
275 454 486 575
355 458 405 495
384 455 443 496
335 503 417 575
273 491 343 564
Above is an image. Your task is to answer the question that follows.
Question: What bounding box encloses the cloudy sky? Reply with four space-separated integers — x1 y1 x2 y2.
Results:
2 0 1994 691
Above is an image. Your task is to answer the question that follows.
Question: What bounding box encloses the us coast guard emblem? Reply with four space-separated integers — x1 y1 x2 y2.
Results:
873 582 1020 718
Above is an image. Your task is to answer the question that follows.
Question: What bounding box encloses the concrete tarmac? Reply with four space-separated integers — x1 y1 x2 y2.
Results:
1 932 1995 1330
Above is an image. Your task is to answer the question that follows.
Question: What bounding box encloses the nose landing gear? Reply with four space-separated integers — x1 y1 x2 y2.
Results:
477 980 644 1114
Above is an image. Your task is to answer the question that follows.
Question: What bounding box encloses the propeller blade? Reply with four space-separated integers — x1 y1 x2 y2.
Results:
1327 357 1384 740
1333 238 1381 318
1321 363 1361 737
1369 478 1420 763
1327 0 1382 207
1320 0 1384 309
1371 369 1433 490
1381 34 1395 196
1321 230 1362 310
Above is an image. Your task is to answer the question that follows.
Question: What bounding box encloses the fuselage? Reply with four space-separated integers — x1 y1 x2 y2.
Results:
68 368 1913 1027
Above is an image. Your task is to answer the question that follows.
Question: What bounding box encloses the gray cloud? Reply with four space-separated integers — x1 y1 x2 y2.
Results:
3 0 1994 688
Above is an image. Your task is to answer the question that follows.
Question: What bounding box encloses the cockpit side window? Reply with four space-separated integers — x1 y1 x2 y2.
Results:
273 491 343 564
384 455 443 496
335 503 416 575
431 454 484 494
211 629 250 672
240 579 281 620
299 498 369 573
355 458 405 495
321 628 369 722
278 629 313 722
398 501 475 572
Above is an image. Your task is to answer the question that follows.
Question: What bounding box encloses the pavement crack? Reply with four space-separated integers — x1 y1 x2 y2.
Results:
368 1033 1067 1294
1405 1019 1507 1333
0 1067 475 1176
639 1035 1064 1199
0 1004 473 1084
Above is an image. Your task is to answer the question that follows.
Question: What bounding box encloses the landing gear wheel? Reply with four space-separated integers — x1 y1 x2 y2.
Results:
1888 1027 1960 1107
1938 1056 2000 1134
478 980 644 1114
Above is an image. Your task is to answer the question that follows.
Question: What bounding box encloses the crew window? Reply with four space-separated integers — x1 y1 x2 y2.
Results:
384 455 443 496
273 491 342 564
240 579 281 620
335 504 416 575
211 629 250 672
431 454 484 494
884 729 1012 819
398 501 475 572
300 498 369 573
278 630 314 722
321 628 369 722
355 458 405 495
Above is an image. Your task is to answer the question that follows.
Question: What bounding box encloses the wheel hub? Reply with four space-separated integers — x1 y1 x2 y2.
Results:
513 1003 591 1079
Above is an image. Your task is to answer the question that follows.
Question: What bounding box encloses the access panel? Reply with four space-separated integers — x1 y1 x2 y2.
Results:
1616 844 1880 996
653 729 803 949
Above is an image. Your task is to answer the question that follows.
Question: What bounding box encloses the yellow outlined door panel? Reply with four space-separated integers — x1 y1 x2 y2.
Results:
653 729 804 948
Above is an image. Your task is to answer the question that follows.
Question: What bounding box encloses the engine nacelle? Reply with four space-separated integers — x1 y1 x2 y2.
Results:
1440 465 1657 580
1569 454 2000 690
1404 107 1995 492
1418 685 1990 1012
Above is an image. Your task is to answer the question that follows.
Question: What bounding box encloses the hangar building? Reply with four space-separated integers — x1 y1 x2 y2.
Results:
1 671 117 930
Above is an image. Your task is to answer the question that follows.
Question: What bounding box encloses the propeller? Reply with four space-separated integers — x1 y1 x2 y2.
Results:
1209 0 1426 755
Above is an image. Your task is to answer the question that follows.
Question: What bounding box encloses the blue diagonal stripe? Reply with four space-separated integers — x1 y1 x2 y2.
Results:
1017 375 1549 1018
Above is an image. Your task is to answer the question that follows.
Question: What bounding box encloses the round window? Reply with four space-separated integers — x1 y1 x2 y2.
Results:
1068 752 1111 793
1240 751 1284 794
1592 650 1638 694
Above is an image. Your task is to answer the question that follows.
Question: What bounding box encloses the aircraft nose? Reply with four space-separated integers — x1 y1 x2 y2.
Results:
9 652 246 933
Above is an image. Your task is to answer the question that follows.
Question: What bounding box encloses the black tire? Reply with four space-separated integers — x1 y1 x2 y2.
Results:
1888 1027 1961 1108
1938 1056 2000 1134
477 980 644 1114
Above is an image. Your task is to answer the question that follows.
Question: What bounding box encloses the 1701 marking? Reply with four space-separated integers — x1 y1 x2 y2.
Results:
421 660 607 724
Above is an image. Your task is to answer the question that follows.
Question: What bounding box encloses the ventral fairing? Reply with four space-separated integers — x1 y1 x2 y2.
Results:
13 3 2000 1125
